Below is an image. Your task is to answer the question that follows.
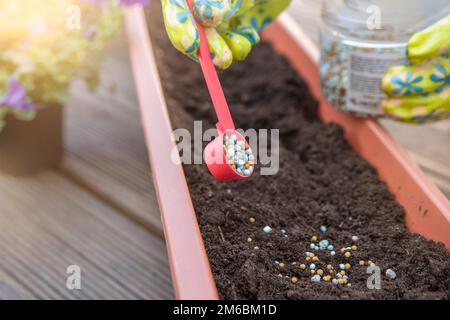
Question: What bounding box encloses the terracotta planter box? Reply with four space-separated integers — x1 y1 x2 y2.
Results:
125 8 450 300
0 104 63 176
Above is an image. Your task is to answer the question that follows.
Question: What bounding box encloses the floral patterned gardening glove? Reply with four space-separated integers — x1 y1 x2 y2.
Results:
381 15 450 124
162 0 291 70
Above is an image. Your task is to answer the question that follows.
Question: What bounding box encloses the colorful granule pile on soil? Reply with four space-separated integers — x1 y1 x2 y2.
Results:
271 225 397 288
146 2 450 300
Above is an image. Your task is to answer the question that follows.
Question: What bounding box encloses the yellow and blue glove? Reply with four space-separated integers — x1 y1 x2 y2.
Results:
162 0 291 70
381 15 450 124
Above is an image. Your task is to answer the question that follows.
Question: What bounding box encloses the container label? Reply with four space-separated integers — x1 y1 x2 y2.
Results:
346 51 407 115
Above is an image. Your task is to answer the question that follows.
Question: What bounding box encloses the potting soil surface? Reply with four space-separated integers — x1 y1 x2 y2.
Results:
147 3 449 299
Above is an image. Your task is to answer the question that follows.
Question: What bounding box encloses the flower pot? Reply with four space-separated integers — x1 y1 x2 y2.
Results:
125 7 450 299
0 104 63 176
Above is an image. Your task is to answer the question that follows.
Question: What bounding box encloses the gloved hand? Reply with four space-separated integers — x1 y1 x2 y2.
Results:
162 0 291 70
381 15 450 124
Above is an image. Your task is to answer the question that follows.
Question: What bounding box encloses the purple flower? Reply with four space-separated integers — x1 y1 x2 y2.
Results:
0 79 34 112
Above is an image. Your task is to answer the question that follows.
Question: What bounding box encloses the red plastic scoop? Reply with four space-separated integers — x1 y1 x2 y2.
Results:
186 0 254 181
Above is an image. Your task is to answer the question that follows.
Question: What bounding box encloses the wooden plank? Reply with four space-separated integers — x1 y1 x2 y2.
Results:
61 32 164 237
0 271 30 300
0 171 173 299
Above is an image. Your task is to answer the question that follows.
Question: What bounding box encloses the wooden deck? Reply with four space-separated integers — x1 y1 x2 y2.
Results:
0 1 448 300
0 32 173 299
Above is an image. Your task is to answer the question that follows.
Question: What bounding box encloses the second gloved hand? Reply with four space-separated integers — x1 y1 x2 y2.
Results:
381 15 450 123
162 0 291 70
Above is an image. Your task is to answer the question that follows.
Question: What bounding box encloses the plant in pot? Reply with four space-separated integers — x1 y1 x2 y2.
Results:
0 0 141 176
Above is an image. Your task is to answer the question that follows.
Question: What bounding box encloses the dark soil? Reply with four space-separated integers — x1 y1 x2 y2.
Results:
146 2 450 300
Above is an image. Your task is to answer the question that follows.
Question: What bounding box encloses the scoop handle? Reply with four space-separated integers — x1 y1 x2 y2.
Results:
186 0 235 132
